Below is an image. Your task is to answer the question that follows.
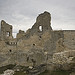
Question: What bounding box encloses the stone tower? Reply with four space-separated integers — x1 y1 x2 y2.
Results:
30 11 52 35
1 20 12 40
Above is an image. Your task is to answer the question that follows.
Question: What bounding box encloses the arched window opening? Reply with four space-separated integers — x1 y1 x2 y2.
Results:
7 32 10 36
39 26 42 31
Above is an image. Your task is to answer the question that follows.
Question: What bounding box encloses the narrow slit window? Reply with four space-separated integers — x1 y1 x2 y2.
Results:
39 26 42 31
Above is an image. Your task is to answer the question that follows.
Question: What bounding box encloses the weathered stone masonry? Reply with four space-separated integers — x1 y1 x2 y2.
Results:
0 11 75 68
1 20 12 40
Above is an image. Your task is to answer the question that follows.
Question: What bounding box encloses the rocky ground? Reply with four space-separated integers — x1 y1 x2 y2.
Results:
0 64 75 75
0 50 75 75
0 69 75 75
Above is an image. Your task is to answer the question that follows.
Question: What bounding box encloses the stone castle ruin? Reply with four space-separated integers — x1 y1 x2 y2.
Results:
0 11 75 71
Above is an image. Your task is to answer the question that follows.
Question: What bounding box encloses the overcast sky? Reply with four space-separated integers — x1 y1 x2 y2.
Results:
0 0 75 37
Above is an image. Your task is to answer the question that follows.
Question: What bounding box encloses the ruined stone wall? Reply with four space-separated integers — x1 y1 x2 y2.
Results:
17 11 53 40
17 30 25 39
16 12 56 54
53 30 75 52
52 30 64 41
0 40 17 53
0 11 75 68
1 20 12 40
31 11 52 33
63 30 75 50
17 31 52 51
0 20 17 53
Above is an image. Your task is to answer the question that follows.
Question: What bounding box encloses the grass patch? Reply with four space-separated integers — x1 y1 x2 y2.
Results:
51 70 70 75
39 70 51 75
39 70 71 75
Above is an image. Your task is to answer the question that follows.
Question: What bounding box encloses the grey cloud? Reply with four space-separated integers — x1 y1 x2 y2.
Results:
0 0 75 37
